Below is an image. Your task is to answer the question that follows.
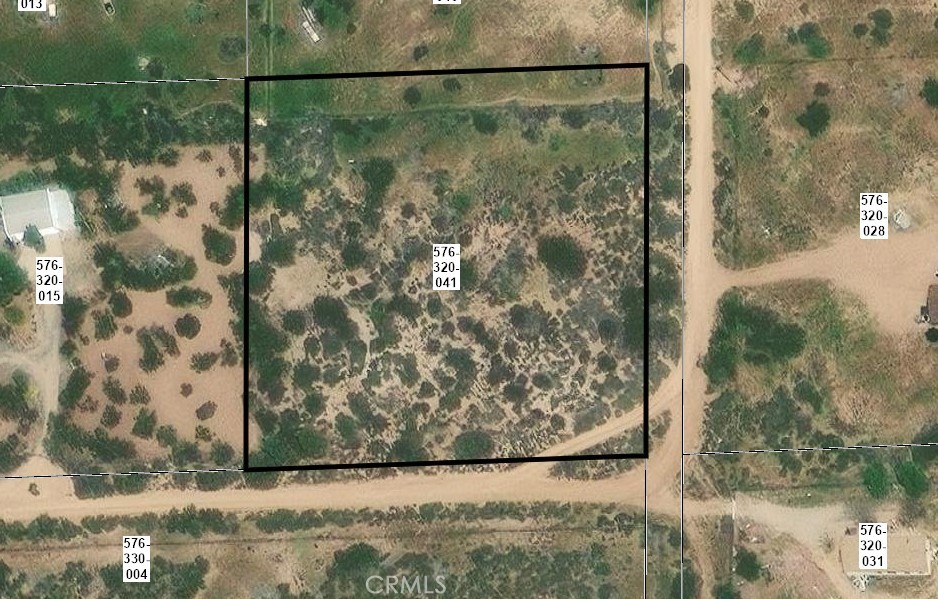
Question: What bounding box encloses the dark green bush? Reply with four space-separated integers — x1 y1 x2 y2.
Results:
921 78 938 108
0 252 27 306
166 286 212 308
175 314 201 339
108 291 132 318
201 225 236 266
537 234 586 279
733 34 765 64
795 100 830 137
453 430 495 459
796 22 832 58
734 0 754 22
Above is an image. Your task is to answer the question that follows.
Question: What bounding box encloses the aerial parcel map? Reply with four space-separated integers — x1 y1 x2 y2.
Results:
0 0 936 598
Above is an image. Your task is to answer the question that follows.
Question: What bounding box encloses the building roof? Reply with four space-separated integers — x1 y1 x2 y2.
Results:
0 188 75 240
929 285 938 321
841 533 932 576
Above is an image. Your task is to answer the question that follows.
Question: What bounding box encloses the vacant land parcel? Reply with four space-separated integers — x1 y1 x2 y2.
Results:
0 81 244 480
711 0 938 267
247 0 647 76
0 0 245 85
247 66 649 468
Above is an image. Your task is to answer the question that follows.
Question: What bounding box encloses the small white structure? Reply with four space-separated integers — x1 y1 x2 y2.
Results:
0 188 76 242
300 5 322 43
893 208 912 231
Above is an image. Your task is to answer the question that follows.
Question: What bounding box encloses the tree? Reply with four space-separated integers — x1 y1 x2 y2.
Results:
210 440 235 466
894 460 929 499
922 78 938 108
0 252 27 306
733 34 765 64
22 224 44 252
108 291 133 318
537 234 587 279
195 401 217 421
175 314 202 339
453 430 495 459
735 547 762 581
100 405 121 428
796 101 831 137
926 328 938 343
328 543 382 580
863 461 890 498
201 225 236 265
403 86 422 107
734 0 754 22
713 582 741 599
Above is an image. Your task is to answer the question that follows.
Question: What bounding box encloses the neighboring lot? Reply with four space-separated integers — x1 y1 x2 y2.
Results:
247 0 647 76
0 499 645 598
686 448 938 599
711 0 938 267
0 82 244 478
247 67 662 467
700 281 938 461
0 0 245 85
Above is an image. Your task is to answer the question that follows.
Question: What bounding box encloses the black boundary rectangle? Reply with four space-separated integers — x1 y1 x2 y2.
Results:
243 62 651 472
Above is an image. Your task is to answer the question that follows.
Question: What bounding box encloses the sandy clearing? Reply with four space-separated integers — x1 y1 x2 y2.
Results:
92 146 245 453
728 224 938 335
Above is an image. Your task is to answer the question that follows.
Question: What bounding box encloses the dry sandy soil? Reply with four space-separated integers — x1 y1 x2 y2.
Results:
68 145 244 465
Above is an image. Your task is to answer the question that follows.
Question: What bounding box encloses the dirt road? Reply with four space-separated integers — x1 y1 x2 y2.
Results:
728 224 938 335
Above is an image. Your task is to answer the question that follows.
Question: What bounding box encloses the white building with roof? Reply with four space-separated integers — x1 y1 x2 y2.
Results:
0 187 75 242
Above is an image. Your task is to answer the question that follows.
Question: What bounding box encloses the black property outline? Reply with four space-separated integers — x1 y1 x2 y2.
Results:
243 62 651 472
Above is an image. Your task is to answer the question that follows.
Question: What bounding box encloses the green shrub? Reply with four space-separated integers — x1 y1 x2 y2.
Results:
733 34 765 64
0 252 27 306
219 184 244 230
312 296 357 340
536 234 586 279
166 286 213 308
22 224 45 252
170 182 197 206
3 306 24 326
795 100 830 137
201 225 236 265
926 328 938 343
471 112 499 135
894 460 929 499
868 8 893 46
100 405 121 428
191 352 219 372
703 293 806 385
129 384 151 405
922 78 938 107
175 314 202 339
108 291 133 318
93 243 196 291
92 310 117 340
403 86 422 106
734 0 754 22
863 461 890 498
796 22 832 58
453 430 495 459
735 547 762 581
